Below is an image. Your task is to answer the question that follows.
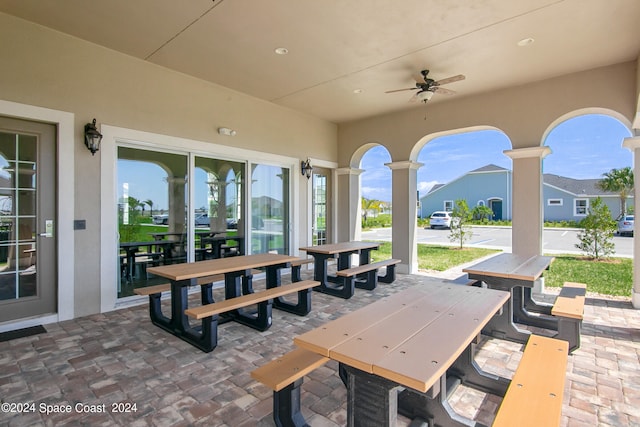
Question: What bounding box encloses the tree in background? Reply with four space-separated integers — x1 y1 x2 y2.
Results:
597 167 634 216
361 198 381 224
449 199 473 249
144 199 154 217
575 197 616 259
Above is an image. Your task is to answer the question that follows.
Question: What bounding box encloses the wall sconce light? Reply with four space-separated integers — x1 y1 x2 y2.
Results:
84 118 103 155
218 127 237 136
301 158 313 179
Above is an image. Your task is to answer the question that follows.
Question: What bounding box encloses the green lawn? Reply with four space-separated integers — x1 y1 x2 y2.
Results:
369 242 632 297
370 242 499 271
544 254 632 297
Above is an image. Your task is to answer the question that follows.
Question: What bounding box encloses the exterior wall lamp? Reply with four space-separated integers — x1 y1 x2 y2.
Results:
301 158 313 179
84 118 103 155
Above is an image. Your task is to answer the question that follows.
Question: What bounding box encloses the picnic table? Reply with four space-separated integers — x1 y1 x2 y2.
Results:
294 279 510 426
463 253 556 343
144 253 304 352
119 241 166 281
299 241 381 298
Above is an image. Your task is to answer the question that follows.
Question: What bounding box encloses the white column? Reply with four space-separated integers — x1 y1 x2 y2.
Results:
336 167 364 242
386 160 423 274
623 136 640 308
504 147 551 257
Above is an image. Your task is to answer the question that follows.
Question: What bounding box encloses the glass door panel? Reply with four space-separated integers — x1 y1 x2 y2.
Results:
117 147 188 298
312 167 331 245
251 164 290 254
194 157 245 260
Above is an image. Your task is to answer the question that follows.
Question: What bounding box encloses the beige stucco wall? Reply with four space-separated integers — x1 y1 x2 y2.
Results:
0 13 337 317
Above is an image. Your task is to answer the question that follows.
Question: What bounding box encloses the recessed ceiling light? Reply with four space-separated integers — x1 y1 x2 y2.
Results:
353 89 363 94
517 37 535 47
274 47 289 55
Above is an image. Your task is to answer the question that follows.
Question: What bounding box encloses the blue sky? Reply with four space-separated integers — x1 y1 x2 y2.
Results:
361 114 633 202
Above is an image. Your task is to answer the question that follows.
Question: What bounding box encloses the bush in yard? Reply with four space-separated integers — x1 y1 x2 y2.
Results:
575 197 616 259
449 199 473 249
472 205 494 222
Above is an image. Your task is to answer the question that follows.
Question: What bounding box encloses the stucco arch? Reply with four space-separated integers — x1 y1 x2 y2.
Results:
410 125 513 162
350 142 386 169
541 107 633 145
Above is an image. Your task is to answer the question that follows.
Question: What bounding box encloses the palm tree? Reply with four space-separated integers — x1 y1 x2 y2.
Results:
144 199 154 217
361 198 381 223
596 167 634 216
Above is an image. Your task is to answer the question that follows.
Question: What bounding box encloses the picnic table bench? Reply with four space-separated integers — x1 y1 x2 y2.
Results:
493 334 568 427
551 281 586 353
300 241 392 299
335 258 401 290
138 254 316 352
251 347 329 426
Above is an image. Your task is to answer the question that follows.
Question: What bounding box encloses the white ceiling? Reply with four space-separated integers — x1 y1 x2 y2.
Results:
1 0 639 123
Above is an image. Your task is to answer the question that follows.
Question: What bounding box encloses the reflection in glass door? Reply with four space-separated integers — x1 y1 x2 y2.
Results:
251 164 290 254
0 117 56 323
312 167 331 245
194 157 245 260
117 147 188 297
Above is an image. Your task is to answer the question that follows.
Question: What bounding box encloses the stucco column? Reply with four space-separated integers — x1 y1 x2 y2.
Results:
336 167 364 242
504 147 551 257
623 136 640 308
386 160 422 274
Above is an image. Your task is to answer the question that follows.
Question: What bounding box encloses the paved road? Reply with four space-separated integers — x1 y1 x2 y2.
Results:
361 226 633 258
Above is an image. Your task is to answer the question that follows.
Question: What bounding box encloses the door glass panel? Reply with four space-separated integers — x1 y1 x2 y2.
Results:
0 132 37 302
251 164 290 254
117 147 187 298
194 157 245 260
312 170 329 245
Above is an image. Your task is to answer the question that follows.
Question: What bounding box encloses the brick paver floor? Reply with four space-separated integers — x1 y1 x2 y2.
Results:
1 271 639 426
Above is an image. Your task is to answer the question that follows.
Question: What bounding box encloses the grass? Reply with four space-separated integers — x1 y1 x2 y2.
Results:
370 241 632 297
544 254 632 297
370 242 500 271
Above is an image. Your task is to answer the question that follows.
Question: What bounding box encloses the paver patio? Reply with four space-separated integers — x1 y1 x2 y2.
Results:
1 271 638 426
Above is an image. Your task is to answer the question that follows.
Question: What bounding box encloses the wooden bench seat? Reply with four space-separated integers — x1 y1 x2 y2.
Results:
493 334 568 427
335 258 401 290
551 281 586 353
251 347 329 427
184 280 318 320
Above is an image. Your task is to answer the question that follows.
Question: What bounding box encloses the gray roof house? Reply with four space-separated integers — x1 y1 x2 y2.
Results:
420 164 631 222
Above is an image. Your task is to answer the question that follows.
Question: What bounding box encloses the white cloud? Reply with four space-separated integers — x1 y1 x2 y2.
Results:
418 180 439 194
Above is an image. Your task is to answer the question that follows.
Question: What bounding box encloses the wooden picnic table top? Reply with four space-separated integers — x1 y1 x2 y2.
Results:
462 253 554 282
146 253 298 282
294 279 509 392
299 241 380 255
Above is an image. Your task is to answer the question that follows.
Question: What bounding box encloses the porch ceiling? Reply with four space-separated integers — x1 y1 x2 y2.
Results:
1 0 639 124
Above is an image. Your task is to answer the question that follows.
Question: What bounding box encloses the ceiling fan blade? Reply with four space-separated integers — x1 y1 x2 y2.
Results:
433 86 456 95
434 74 465 85
385 87 419 93
408 92 419 103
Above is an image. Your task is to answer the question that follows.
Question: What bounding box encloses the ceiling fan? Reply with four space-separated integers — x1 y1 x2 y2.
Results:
385 69 465 103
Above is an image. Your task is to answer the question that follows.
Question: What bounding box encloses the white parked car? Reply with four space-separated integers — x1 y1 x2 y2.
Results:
428 211 453 229
617 214 634 236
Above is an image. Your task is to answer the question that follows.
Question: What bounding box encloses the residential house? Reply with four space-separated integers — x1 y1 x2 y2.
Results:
420 164 631 222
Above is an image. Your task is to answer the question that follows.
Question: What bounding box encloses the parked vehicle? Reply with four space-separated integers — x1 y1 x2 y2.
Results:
153 214 168 225
617 214 634 236
428 211 453 229
195 213 210 227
